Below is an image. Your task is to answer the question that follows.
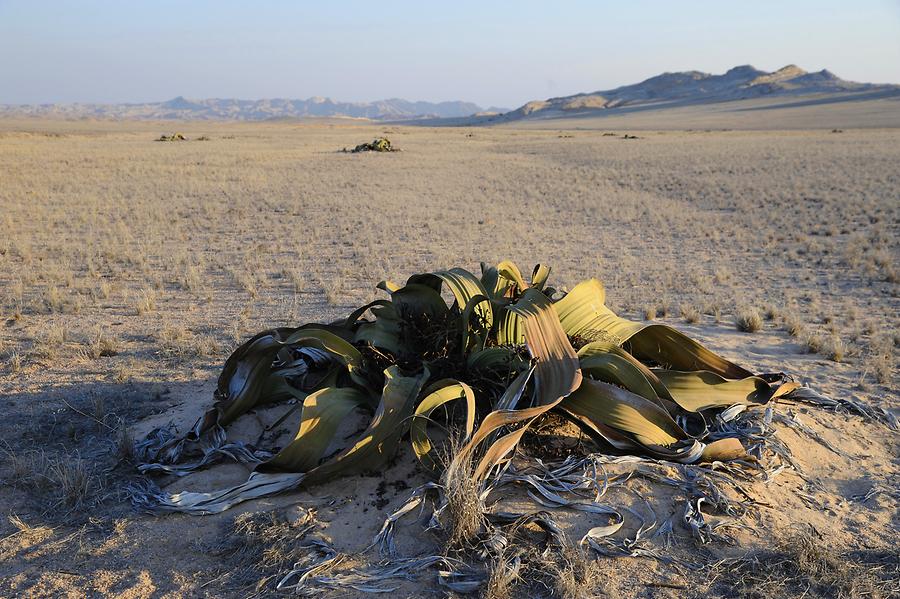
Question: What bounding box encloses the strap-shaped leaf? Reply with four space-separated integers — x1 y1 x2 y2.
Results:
497 260 529 292
410 380 476 473
577 341 663 404
354 303 402 354
530 263 552 290
432 268 494 330
284 328 366 388
391 283 450 321
508 288 582 406
457 290 581 479
497 305 525 345
651 369 798 412
261 387 367 472
307 366 429 483
561 379 685 447
554 279 751 379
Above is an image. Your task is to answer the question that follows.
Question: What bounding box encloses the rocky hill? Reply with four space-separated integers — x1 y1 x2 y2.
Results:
499 65 899 121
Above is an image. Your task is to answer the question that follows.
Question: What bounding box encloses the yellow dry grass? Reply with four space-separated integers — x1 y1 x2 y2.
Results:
0 119 897 598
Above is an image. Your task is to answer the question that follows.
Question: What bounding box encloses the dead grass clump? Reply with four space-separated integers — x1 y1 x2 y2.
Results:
865 336 894 384
10 351 22 373
441 438 485 552
825 336 848 362
804 332 826 354
158 326 219 360
716 530 898 599
680 304 700 323
782 311 805 337
735 308 762 333
544 543 599 599
116 425 135 463
44 285 64 313
134 288 157 315
1 448 99 510
483 546 523 599
112 357 138 383
82 330 120 359
210 509 318 592
641 304 656 321
483 539 599 599
30 323 70 360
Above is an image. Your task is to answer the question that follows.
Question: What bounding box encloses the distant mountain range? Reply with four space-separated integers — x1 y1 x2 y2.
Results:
0 96 499 121
2 65 896 122
498 65 900 121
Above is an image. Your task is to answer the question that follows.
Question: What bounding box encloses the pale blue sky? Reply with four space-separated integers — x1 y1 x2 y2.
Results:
2 0 899 108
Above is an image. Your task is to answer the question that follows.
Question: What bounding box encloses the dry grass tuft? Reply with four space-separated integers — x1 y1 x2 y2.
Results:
804 332 826 354
483 546 523 599
134 288 157 315
1 447 99 510
782 311 805 337
735 308 763 333
825 336 848 362
210 509 318 592
10 351 22 373
440 437 485 551
157 325 219 361
544 543 599 599
680 304 700 324
82 330 120 359
714 530 899 599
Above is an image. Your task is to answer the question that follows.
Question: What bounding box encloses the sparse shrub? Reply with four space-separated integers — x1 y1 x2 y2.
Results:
642 304 656 321
735 308 762 333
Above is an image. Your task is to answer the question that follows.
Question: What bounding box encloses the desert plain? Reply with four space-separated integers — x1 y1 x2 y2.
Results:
0 114 897 597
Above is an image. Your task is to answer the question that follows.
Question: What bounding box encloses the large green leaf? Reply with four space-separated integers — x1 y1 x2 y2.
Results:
652 369 798 412
260 387 367 472
508 288 582 406
307 366 429 483
554 279 752 379
410 380 476 473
